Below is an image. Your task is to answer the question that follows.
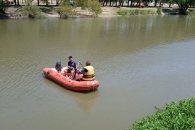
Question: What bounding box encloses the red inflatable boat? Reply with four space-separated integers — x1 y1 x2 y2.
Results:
43 67 99 92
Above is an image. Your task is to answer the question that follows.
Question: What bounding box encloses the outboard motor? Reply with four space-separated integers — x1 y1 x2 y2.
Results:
55 62 62 72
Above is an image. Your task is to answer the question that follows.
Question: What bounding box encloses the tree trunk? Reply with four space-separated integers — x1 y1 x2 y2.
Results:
130 0 133 7
16 0 19 5
14 0 16 5
169 2 171 8
154 0 157 7
56 0 59 5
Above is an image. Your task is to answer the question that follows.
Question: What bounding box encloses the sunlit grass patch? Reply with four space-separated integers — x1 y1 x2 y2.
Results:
117 9 157 16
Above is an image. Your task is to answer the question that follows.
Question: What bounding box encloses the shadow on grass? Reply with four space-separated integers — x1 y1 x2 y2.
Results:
39 6 53 14
162 8 179 15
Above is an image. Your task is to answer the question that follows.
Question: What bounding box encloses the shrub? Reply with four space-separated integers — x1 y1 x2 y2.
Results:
56 0 77 18
78 0 88 9
43 0 49 6
56 5 77 18
0 0 7 14
19 0 41 18
58 0 69 6
157 7 162 15
88 0 102 16
127 98 195 130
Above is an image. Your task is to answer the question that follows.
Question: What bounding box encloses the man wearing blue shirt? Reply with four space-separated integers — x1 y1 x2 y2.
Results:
68 56 77 69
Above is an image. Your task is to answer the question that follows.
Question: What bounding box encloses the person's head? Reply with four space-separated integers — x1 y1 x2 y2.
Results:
85 61 91 66
55 62 62 72
68 56 73 61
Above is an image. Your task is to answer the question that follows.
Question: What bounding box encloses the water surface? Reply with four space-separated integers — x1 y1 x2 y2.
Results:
0 16 195 130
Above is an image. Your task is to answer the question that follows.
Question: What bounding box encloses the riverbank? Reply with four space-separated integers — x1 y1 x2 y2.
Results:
0 6 158 19
1 6 194 19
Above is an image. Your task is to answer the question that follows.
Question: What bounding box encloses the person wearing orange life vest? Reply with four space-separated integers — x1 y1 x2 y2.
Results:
79 61 95 81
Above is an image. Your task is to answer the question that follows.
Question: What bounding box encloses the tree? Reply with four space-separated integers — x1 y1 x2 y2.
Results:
174 0 192 14
88 0 102 16
20 0 41 18
162 0 174 7
0 0 7 14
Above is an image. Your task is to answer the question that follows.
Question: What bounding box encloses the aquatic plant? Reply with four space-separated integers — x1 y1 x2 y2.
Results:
127 98 195 130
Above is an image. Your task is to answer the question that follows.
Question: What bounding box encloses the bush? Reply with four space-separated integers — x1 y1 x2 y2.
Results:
43 0 49 6
88 0 102 16
157 7 161 15
56 5 77 18
0 0 7 14
76 0 88 9
56 0 77 18
19 0 41 18
127 98 195 130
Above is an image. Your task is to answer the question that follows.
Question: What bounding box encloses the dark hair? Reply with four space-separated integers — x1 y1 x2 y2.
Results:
86 61 91 66
68 56 73 59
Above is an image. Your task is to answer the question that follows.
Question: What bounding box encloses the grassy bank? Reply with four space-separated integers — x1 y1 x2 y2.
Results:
127 98 195 130
1 6 195 19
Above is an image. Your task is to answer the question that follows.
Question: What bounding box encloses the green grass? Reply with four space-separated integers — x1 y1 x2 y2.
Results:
127 98 195 130
117 9 157 16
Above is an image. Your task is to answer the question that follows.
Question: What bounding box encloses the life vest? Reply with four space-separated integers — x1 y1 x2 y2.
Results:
82 66 95 81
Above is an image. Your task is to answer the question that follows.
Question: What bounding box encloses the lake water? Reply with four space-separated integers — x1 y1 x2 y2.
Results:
0 16 195 130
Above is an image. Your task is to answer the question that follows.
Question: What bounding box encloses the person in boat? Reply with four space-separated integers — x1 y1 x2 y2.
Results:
67 56 77 73
78 61 95 81
55 61 62 72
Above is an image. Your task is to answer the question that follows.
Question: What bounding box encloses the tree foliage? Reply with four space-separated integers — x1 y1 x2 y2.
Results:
0 0 7 14
173 0 194 14
88 0 102 16
56 5 77 18
20 0 41 18
56 0 77 18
